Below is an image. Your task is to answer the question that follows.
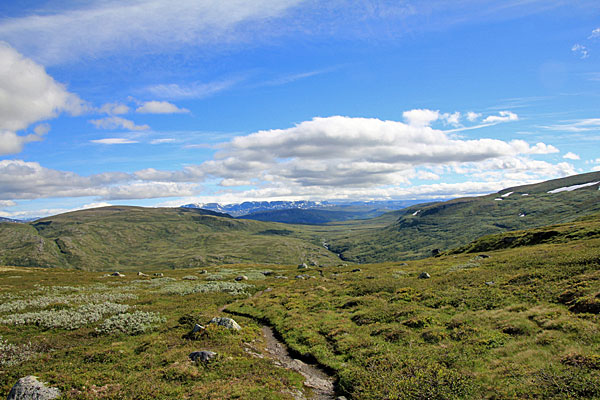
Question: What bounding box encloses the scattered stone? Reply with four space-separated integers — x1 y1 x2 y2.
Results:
309 260 318 266
234 275 248 281
337 397 348 400
192 324 205 333
209 317 241 331
7 376 61 400
298 263 309 270
351 268 361 273
485 281 495 286
153 273 164 277
478 254 491 259
262 271 274 276
398 262 408 266
110 272 125 277
295 274 311 280
189 351 217 363
418 272 431 279
275 275 288 279
199 270 208 274
137 272 148 277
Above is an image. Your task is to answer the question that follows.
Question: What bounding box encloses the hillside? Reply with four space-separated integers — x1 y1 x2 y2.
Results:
325 171 600 262
0 206 341 270
240 208 385 224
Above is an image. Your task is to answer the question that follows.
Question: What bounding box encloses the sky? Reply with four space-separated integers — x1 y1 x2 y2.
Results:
1 0 599 219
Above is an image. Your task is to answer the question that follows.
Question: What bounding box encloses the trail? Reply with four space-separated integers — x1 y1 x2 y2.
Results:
221 289 338 400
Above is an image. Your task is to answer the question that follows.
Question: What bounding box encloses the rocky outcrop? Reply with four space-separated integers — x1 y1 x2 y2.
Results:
7 376 60 400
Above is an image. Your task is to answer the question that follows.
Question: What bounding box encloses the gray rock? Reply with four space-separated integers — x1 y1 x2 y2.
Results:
485 281 495 286
262 271 274 276
418 272 431 279
110 272 124 277
189 351 217 363
234 275 248 281
192 324 205 333
295 274 311 280
298 263 308 270
7 376 60 400
199 270 208 274
351 268 361 272
209 317 241 331
275 275 288 279
137 272 148 276
153 273 164 277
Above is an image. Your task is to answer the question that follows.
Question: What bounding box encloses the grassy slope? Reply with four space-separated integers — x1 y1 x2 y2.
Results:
326 171 600 262
227 213 600 399
0 207 342 270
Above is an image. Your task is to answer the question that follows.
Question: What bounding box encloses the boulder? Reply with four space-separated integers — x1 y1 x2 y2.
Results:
153 273 164 277
351 268 361 273
7 376 61 400
110 272 125 277
191 324 205 333
137 272 148 277
234 275 248 281
418 272 431 279
209 317 241 331
189 351 217 363
295 274 311 280
298 263 308 270
199 270 208 274
262 271 274 276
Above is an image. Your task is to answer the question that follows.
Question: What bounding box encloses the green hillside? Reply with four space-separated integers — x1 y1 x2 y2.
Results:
0 207 341 270
326 171 600 262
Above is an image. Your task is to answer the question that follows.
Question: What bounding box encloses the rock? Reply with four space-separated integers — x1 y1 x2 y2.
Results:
418 272 431 279
234 275 248 281
275 275 288 279
485 281 495 286
7 376 61 400
110 272 125 277
337 397 348 400
137 272 148 276
153 273 164 277
298 263 308 270
198 269 208 274
209 317 241 331
295 274 311 280
431 249 440 257
398 262 408 266
478 254 491 259
192 324 205 333
351 268 361 273
262 271 274 276
189 351 217 363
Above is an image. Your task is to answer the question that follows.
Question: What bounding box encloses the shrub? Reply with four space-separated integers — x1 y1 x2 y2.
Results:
0 302 130 330
95 311 165 335
0 336 36 367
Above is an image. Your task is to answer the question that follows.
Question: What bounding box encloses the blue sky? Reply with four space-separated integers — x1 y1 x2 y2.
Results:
1 0 599 218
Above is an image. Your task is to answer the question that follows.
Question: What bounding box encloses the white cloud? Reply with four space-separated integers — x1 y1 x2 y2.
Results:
90 116 149 131
0 159 198 201
90 138 139 145
150 138 176 144
145 79 239 100
572 44 589 59
542 118 600 132
441 112 461 126
136 101 189 114
0 0 304 65
403 109 440 127
0 42 86 155
563 152 580 160
589 28 600 39
0 200 16 208
593 165 600 172
466 112 481 122
99 102 130 115
482 111 519 123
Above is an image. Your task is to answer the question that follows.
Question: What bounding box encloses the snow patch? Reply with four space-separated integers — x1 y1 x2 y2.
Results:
501 192 514 198
412 210 421 216
547 181 600 194
521 194 529 196
519 213 526 217
494 198 503 201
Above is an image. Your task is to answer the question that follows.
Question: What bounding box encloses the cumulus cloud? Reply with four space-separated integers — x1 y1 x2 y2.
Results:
0 160 198 201
482 111 519 123
403 109 440 127
466 112 481 122
590 28 600 39
136 101 189 114
0 200 16 208
90 116 149 131
99 102 130 115
563 152 580 160
0 42 86 155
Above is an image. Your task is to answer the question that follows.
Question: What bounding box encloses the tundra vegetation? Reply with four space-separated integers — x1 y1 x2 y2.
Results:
1 214 599 399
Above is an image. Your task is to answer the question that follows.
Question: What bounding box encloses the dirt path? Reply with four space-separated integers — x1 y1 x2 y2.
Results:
221 289 338 400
